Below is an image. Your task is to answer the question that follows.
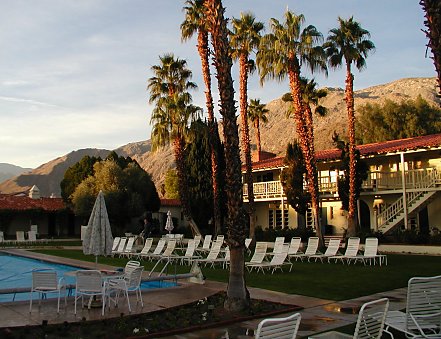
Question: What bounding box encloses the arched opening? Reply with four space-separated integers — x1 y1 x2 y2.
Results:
359 200 371 231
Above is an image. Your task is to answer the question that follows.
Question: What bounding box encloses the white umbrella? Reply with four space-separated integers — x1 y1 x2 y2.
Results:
165 210 174 234
83 191 113 266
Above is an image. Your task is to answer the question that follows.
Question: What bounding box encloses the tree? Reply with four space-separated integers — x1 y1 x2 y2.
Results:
164 169 179 199
60 155 101 204
248 98 269 160
257 10 327 246
230 12 264 241
182 0 222 235
147 53 202 235
356 96 441 144
325 17 375 237
420 0 441 100
280 141 310 229
332 134 368 222
205 0 249 312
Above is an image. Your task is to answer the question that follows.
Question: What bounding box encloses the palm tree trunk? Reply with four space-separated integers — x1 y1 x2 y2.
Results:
197 29 222 235
238 54 256 240
287 60 324 248
345 64 358 236
206 0 249 312
255 120 261 161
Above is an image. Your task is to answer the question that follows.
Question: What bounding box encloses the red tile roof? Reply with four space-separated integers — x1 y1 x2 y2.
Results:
0 194 66 212
246 133 441 171
160 199 181 207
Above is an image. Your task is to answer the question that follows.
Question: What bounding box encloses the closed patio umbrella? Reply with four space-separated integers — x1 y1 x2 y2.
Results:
83 190 113 266
165 210 174 234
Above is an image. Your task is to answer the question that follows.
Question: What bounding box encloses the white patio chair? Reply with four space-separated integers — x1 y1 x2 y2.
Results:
74 270 106 315
111 237 120 252
105 266 144 313
197 234 212 254
353 237 387 266
196 240 223 267
246 242 268 271
308 238 341 263
193 235 202 248
16 231 25 243
290 237 320 261
245 238 252 254
247 244 292 274
287 237 302 257
170 239 201 265
309 298 389 339
329 237 360 264
29 268 66 313
112 237 127 257
255 312 301 339
27 230 37 243
121 236 136 257
143 238 166 261
384 275 441 338
152 238 176 260
0 231 4 242
137 238 154 260
124 260 140 275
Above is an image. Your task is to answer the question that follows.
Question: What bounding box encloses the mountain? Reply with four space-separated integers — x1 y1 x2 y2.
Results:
0 77 439 197
0 163 33 183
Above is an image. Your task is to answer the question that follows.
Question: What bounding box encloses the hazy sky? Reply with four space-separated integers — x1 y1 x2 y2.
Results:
0 0 435 169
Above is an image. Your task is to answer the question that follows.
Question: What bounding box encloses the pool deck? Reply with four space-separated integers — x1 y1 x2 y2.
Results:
0 249 407 338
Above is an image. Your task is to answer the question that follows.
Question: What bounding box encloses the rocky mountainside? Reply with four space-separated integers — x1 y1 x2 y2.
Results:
0 77 439 197
0 163 32 183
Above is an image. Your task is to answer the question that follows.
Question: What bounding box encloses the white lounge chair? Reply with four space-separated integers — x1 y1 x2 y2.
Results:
74 270 106 315
27 230 37 243
246 242 268 271
152 238 176 260
308 238 341 263
121 237 137 257
353 237 387 266
29 268 66 313
247 245 292 274
170 239 201 265
329 237 360 264
270 236 286 256
112 237 127 257
384 275 441 338
196 240 223 267
290 237 320 261
16 231 25 243
193 235 202 248
106 266 144 313
137 238 154 260
287 237 302 257
309 298 389 339
197 234 212 254
111 237 121 252
255 312 301 339
144 238 166 261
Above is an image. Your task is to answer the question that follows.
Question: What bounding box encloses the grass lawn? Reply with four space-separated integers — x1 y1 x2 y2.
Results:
32 249 441 301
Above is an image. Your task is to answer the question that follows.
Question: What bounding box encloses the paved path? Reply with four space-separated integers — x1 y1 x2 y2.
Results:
0 249 407 338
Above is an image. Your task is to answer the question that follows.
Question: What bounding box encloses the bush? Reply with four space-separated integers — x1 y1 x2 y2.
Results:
255 226 315 242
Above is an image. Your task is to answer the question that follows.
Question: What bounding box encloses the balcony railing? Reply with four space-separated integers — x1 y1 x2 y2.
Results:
243 168 441 200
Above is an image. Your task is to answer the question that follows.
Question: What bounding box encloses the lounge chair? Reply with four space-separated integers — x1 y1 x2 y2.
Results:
255 312 301 338
245 238 252 254
271 237 286 255
29 268 66 313
170 239 201 265
197 234 212 254
193 235 202 248
246 242 268 271
329 237 360 264
308 238 341 263
74 270 106 315
309 298 389 339
287 237 302 261
247 245 292 274
152 238 176 260
384 275 441 338
16 231 25 243
106 266 144 313
136 238 154 260
144 238 166 261
121 237 137 257
196 240 223 267
289 237 319 262
27 230 37 243
353 237 387 266
111 237 120 252
112 237 127 257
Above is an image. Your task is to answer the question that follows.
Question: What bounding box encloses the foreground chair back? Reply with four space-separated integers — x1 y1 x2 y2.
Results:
75 270 105 315
385 275 441 338
255 312 301 338
30 268 66 313
106 266 144 313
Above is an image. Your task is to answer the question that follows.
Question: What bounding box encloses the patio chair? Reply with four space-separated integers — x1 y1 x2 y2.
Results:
112 236 127 257
27 230 37 243
106 266 144 313
193 234 202 248
329 237 360 264
255 312 301 339
289 237 320 262
124 260 141 275
152 238 177 260
29 268 66 313
0 231 4 242
247 245 292 274
353 237 387 266
246 242 268 271
121 236 136 257
197 234 212 254
144 238 166 261
111 237 120 252
309 298 389 339
16 230 25 243
196 240 223 267
74 270 106 315
287 237 302 261
170 239 201 265
384 275 441 338
267 237 285 258
308 238 341 263
245 238 252 254
136 238 154 260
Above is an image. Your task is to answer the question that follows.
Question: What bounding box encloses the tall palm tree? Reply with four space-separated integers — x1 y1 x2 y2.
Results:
230 12 264 241
147 54 202 235
420 0 441 101
248 98 269 160
257 10 327 247
205 0 249 312
325 17 375 237
181 0 222 235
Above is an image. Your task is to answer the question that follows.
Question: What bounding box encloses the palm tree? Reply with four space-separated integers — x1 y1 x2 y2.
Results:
204 0 249 312
147 54 202 235
325 17 375 237
230 12 264 241
257 10 327 247
248 98 269 160
420 0 441 101
181 0 223 235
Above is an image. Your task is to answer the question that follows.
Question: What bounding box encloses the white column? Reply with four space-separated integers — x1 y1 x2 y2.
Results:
401 152 409 230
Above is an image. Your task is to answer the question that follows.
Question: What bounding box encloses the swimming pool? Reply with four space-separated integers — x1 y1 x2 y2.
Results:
0 253 177 302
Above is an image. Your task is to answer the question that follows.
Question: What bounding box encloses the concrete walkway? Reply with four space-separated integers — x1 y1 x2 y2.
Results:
0 249 407 338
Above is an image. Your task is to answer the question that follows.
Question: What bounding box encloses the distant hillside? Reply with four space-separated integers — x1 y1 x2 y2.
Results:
0 77 439 197
0 163 32 183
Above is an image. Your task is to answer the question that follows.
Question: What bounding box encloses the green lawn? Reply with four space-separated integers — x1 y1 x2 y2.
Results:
32 249 441 301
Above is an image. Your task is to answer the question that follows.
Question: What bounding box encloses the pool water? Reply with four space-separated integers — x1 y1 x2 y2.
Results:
0 253 176 302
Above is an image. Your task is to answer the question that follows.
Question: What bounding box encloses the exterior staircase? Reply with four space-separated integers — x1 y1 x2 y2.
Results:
377 169 441 234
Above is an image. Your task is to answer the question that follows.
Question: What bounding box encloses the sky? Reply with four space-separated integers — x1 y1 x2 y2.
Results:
0 0 436 169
